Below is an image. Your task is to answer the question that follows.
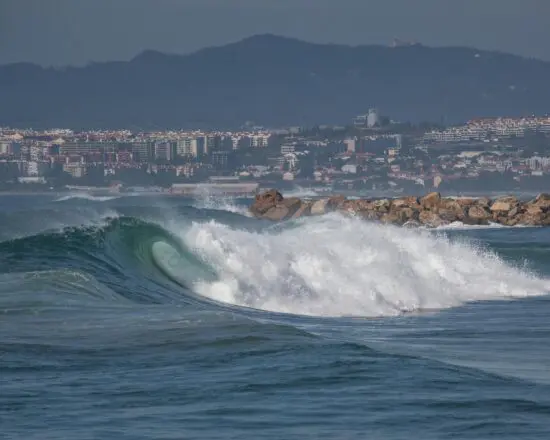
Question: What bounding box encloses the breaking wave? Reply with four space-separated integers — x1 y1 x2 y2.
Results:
55 193 121 202
1 204 548 318
174 214 549 317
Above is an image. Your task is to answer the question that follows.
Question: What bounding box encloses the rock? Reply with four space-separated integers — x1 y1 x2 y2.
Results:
250 190 550 227
281 197 303 217
391 199 407 209
373 199 390 213
420 192 441 209
358 210 382 221
500 216 520 226
526 205 544 215
467 205 490 223
263 205 289 221
535 193 550 202
326 195 347 210
490 200 515 212
490 196 519 212
402 207 419 221
381 208 414 225
455 197 476 207
290 202 312 219
517 210 550 226
531 193 550 210
340 199 373 213
437 208 460 223
310 199 328 216
507 206 520 218
419 211 447 228
476 197 491 207
392 196 420 209
438 199 466 221
250 189 283 217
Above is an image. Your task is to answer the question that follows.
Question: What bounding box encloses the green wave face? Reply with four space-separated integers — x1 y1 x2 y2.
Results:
0 216 219 308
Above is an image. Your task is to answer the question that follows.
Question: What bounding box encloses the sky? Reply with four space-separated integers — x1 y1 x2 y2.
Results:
1 0 549 66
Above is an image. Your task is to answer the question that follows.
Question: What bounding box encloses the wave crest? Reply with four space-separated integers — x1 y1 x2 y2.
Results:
175 214 549 317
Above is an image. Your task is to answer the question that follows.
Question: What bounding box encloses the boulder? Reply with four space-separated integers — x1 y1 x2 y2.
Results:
500 215 520 227
358 209 382 221
507 206 520 219
476 197 491 208
263 205 289 221
419 211 447 228
438 199 466 221
281 197 303 217
249 191 550 227
535 193 550 203
340 199 374 213
437 208 461 223
291 201 312 219
455 197 476 207
517 210 550 226
392 196 420 209
373 199 391 213
250 189 283 217
490 196 519 212
420 192 441 209
310 199 329 216
529 193 550 211
467 205 491 223
526 205 544 215
383 207 418 225
381 210 405 225
490 200 516 212
326 195 347 210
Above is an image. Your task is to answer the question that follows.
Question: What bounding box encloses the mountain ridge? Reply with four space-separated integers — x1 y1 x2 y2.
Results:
1 34 549 129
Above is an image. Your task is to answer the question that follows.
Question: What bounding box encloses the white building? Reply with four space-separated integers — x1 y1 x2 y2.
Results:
280 144 295 155
177 137 205 158
250 133 271 148
341 164 358 174
344 138 356 153
367 108 380 128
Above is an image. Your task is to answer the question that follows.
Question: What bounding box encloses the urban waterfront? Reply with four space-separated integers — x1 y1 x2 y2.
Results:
2 114 550 196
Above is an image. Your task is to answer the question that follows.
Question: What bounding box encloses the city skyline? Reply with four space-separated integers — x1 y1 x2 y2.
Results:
1 0 549 66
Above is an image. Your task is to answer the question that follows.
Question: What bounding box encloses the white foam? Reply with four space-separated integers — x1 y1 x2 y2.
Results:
55 193 120 202
433 221 505 230
174 213 549 318
284 186 320 198
191 189 251 216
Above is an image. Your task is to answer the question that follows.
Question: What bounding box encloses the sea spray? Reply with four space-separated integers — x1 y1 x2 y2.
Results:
173 213 550 317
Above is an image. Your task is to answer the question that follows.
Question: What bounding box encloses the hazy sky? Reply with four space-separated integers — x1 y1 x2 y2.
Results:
1 0 549 66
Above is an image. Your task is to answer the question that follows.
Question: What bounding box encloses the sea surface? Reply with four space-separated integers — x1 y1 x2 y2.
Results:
1 192 550 439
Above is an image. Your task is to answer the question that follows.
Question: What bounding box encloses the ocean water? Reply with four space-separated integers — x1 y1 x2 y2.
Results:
1 193 550 440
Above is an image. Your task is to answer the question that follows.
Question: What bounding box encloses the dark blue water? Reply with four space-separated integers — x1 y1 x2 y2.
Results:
1 193 550 439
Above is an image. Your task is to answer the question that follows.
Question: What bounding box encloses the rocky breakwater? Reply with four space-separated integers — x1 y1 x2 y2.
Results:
249 189 550 227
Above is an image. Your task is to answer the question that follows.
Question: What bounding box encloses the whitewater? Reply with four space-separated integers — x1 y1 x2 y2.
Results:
2 193 550 439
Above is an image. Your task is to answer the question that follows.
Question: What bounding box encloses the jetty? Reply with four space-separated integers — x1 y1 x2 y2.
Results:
249 189 550 227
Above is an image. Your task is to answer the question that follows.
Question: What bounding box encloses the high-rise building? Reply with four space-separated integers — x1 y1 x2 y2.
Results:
367 108 380 128
131 142 154 162
154 141 177 162
211 150 234 170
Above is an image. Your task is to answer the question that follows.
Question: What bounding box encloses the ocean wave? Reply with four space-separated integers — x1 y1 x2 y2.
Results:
54 193 121 202
2 200 549 319
191 193 251 216
167 213 550 317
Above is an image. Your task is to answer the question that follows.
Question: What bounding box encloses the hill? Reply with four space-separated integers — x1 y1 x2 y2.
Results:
1 34 549 129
